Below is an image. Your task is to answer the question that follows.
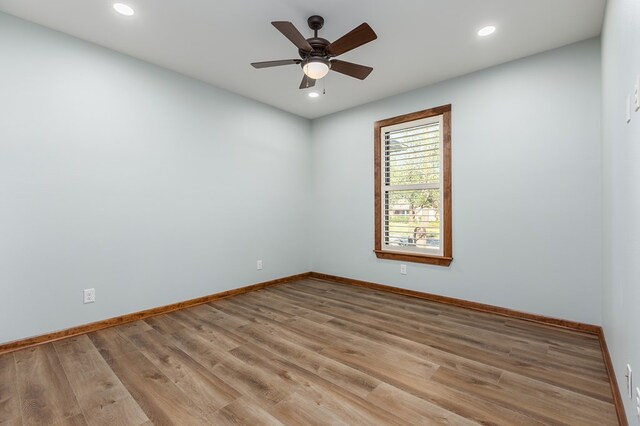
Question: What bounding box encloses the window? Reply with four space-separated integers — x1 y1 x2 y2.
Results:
374 104 452 266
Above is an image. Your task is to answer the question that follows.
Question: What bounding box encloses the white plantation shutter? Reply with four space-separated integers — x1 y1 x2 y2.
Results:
381 115 444 255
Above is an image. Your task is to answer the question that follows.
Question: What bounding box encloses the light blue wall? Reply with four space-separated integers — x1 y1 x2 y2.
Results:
310 38 603 325
601 0 640 421
0 12 311 344
0 10 606 346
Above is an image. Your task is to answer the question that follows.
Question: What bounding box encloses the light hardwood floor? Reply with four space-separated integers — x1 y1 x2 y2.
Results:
0 279 619 425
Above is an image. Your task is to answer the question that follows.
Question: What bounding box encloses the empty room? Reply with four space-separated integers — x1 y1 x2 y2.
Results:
0 0 637 424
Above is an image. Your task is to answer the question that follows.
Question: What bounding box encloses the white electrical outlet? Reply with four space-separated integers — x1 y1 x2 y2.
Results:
400 264 407 275
83 288 95 304
257 260 263 270
627 364 633 398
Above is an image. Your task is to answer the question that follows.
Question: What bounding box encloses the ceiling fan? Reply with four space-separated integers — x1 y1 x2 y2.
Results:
251 15 377 89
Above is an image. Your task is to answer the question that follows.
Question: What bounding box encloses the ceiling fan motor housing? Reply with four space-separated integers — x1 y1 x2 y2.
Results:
299 15 331 59
298 38 330 58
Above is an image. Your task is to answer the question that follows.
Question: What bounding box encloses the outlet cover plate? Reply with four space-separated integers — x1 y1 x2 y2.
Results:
83 288 95 304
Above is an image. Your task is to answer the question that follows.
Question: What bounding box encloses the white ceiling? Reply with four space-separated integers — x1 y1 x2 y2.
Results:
0 0 605 119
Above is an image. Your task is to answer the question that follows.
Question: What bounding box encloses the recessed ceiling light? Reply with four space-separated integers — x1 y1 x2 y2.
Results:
308 92 320 98
113 3 135 16
477 25 496 37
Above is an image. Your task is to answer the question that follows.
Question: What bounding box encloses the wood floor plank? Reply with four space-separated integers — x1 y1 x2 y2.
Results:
250 291 334 324
126 328 240 415
191 303 251 330
310 279 599 350
0 353 22 425
102 349 210 425
53 414 87 426
87 329 138 362
115 321 153 338
233 321 381 399
267 391 345 426
209 397 284 426
0 415 22 426
144 315 185 336
509 344 609 382
157 317 295 410
209 345 299 408
274 284 615 402
216 290 537 424
208 302 492 424
53 335 148 426
167 309 244 351
321 343 545 425
325 316 503 384
431 366 596 425
165 330 231 372
366 383 478 426
299 280 572 350
498 370 619 425
14 345 82 426
207 299 386 403
4 279 619 425
226 343 405 425
288 283 515 354
226 297 295 323
208 300 328 353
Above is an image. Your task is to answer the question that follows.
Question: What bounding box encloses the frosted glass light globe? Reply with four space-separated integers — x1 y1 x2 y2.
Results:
303 59 330 80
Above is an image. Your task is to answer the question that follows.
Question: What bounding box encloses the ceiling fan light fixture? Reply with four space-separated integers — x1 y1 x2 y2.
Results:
251 17 376 89
302 58 330 80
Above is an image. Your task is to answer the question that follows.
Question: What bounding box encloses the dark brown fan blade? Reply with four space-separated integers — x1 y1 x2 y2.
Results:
330 60 373 80
326 23 377 56
251 59 301 69
272 21 313 52
299 74 316 89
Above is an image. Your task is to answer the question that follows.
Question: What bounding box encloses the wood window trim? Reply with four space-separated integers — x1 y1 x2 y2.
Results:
374 104 452 266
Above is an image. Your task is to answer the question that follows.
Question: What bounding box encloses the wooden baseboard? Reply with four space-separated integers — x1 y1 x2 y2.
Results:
0 272 311 355
309 271 628 425
309 272 601 334
598 329 629 426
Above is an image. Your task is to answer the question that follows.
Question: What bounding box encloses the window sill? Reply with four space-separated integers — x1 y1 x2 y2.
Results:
374 250 453 266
